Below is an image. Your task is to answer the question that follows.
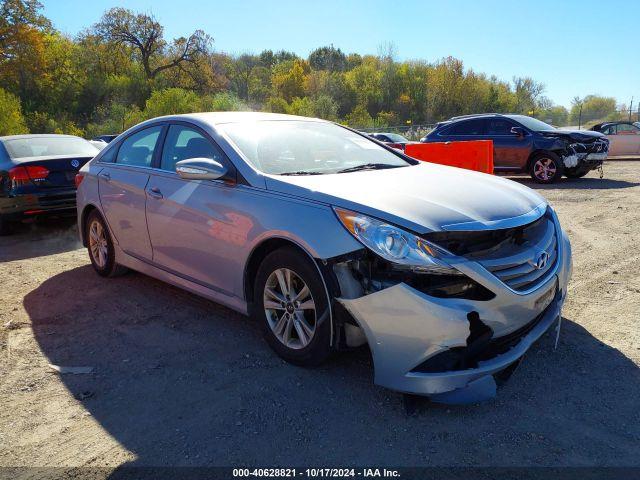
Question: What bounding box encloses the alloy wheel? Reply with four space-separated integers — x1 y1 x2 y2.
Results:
533 158 557 181
263 268 316 349
89 219 108 269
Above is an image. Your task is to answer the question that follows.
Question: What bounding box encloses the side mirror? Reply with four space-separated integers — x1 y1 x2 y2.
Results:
510 126 525 137
175 157 227 181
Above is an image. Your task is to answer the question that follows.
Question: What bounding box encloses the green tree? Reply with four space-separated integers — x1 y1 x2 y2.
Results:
345 56 382 115
569 95 617 125
308 45 347 72
344 104 374 128
143 87 200 118
0 87 28 134
227 53 259 100
312 95 338 121
305 70 355 117
287 97 315 117
264 96 289 113
513 76 545 115
201 92 247 111
538 105 568 126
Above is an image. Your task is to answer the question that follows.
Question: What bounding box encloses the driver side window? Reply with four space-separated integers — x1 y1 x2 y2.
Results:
160 125 224 172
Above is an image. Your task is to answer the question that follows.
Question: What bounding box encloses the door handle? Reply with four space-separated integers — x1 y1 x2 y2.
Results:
99 172 111 181
147 187 163 199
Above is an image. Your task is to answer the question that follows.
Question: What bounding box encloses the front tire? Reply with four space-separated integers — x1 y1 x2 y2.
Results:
86 210 127 277
529 152 564 184
253 247 332 367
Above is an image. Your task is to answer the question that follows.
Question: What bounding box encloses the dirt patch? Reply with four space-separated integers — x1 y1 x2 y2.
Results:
1 162 639 469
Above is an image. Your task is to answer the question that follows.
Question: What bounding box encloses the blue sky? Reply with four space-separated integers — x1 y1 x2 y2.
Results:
42 0 638 108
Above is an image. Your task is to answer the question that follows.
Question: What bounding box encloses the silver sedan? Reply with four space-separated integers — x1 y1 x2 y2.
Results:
76 113 572 403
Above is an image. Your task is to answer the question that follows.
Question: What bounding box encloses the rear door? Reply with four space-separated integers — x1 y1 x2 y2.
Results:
98 125 163 261
483 118 533 170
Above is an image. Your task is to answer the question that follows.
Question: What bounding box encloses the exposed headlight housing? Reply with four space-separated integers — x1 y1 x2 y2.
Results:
334 208 460 275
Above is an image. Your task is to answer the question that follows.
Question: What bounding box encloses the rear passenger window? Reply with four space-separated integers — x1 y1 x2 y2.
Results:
450 120 484 135
160 125 223 172
116 126 162 167
486 119 515 135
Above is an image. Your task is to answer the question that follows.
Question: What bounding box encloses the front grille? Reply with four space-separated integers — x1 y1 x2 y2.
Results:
479 217 557 291
425 211 558 292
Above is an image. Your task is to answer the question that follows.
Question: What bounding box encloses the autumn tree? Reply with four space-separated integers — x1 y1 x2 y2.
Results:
271 59 308 102
0 0 51 101
93 8 211 81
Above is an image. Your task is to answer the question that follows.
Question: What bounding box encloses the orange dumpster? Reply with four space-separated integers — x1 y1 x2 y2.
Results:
405 141 494 174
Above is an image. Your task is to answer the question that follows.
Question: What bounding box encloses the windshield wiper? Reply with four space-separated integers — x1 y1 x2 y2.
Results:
279 171 325 176
336 163 403 174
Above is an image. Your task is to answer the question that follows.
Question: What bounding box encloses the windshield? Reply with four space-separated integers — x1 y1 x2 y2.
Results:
382 133 409 143
4 136 98 159
507 115 556 132
219 121 412 175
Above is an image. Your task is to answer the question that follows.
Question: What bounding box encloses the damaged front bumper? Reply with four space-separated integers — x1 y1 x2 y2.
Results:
563 139 609 168
339 280 563 399
334 211 572 401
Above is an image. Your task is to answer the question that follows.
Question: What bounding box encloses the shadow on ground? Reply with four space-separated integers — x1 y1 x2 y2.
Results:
24 265 640 467
507 175 639 190
0 217 81 262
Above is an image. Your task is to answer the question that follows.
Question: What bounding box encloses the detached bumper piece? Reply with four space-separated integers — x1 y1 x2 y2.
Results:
338 283 562 404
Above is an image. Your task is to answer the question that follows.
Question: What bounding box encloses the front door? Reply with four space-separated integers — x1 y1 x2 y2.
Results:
483 118 532 170
98 125 163 261
145 123 245 296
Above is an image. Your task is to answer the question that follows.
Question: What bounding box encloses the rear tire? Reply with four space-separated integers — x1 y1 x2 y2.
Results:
253 247 332 367
529 152 564 184
86 210 128 277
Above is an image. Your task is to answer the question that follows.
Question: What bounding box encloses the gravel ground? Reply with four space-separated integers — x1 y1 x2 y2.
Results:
1 161 639 471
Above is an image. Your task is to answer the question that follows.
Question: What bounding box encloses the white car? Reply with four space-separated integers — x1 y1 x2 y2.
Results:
590 122 640 156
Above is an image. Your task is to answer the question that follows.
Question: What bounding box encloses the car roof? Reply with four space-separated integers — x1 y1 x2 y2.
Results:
0 134 85 142
449 113 526 122
597 121 635 127
139 111 329 127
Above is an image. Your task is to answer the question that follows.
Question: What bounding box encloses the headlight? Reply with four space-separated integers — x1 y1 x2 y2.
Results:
334 208 459 274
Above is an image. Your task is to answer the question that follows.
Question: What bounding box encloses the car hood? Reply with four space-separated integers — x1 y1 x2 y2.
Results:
539 129 606 142
264 162 547 234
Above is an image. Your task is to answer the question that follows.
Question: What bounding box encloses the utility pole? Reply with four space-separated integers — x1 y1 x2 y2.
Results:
629 97 634 121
